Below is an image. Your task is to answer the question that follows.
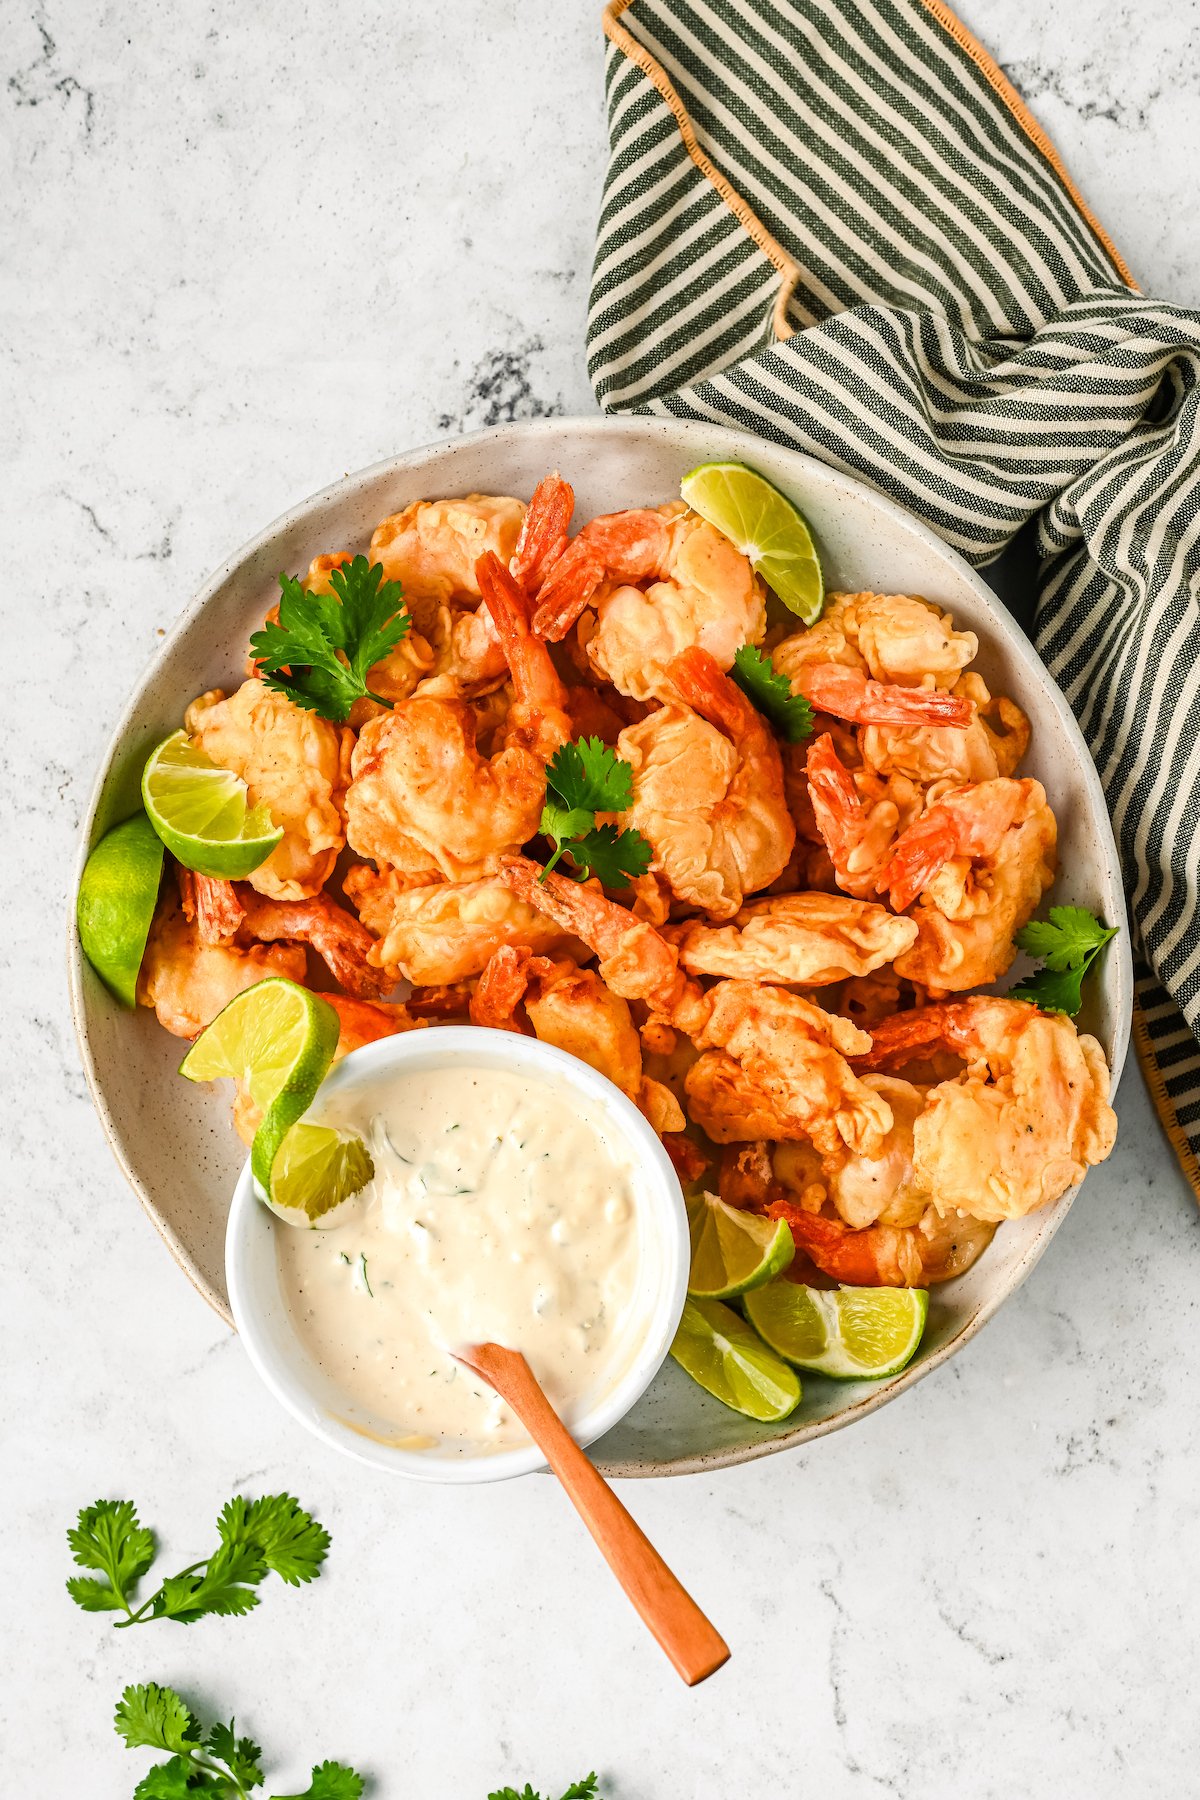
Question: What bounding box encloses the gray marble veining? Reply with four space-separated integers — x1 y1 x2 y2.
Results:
4 2 1199 1794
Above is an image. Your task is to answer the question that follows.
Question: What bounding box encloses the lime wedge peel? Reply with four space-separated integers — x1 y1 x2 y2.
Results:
687 1190 794 1299
744 1282 929 1380
670 1296 801 1422
142 730 282 880
76 812 165 1007
180 978 372 1224
681 460 825 624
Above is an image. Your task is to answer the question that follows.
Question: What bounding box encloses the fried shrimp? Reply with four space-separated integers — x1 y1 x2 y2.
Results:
853 997 1117 1222
618 647 795 919
185 680 353 903
665 893 918 985
343 866 586 986
860 672 1030 787
775 591 977 691
765 1196 995 1287
532 501 767 702
883 777 1057 991
469 946 685 1134
136 895 306 1039
805 732 924 899
343 556 571 881
369 493 526 619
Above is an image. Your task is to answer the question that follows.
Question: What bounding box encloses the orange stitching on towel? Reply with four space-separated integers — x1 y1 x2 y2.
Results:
603 0 801 338
915 0 1138 291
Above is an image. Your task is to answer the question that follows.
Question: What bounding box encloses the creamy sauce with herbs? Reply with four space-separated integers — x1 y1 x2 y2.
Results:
274 1065 644 1453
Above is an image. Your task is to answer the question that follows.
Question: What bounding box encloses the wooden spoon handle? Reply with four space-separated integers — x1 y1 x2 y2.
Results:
460 1343 729 1686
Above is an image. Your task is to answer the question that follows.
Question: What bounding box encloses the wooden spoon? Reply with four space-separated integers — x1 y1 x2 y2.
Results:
454 1341 730 1686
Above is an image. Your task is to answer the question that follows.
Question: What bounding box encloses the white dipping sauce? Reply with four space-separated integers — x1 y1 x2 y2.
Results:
275 1064 645 1452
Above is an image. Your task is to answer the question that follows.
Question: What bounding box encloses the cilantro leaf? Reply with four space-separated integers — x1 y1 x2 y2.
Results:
545 738 634 814
217 1494 330 1586
116 1688 364 1800
1010 906 1119 1016
154 1538 266 1623
488 1779 600 1800
730 645 813 743
115 1685 203 1755
538 737 650 886
70 1492 329 1630
206 1722 264 1789
275 1762 365 1800
250 556 410 723
566 823 653 887
67 1499 157 1615
133 1757 209 1798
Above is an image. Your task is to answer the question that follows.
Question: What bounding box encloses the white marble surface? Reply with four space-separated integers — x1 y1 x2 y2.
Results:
4 2 1200 1793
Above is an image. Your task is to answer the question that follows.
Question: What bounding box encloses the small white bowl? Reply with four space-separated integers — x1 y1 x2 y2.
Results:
225 1026 689 1483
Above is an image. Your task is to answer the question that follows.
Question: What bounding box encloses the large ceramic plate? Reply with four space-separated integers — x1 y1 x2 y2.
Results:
70 416 1132 1476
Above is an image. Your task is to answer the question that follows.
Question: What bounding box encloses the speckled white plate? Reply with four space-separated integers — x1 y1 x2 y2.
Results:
69 415 1132 1477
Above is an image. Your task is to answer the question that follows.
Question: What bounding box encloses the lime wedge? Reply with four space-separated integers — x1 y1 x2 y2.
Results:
268 1122 375 1223
76 813 165 1006
744 1282 928 1379
681 461 824 622
687 1191 794 1299
670 1297 801 1422
142 730 283 879
180 977 371 1223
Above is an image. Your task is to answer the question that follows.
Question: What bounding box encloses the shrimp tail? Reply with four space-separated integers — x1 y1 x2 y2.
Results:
800 664 971 727
530 536 606 641
469 944 535 1034
177 869 246 946
237 889 395 1000
511 473 575 592
667 646 762 742
805 732 861 864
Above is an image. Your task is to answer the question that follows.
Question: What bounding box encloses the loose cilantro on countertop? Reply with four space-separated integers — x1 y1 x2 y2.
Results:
1010 905 1119 1016
730 644 813 743
489 1777 601 1800
67 1493 329 1628
250 555 410 722
539 738 652 887
114 1684 362 1799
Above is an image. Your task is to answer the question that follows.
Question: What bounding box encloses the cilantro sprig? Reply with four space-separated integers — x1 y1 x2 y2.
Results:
730 645 813 743
114 1684 362 1799
539 738 652 887
250 555 410 722
67 1494 329 1628
1010 905 1119 1016
490 1778 600 1800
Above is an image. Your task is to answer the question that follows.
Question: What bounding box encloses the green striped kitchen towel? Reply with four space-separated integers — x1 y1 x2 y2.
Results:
588 0 1200 1193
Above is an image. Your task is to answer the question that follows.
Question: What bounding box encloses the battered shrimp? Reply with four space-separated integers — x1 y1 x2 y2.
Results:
343 555 571 881
618 647 795 919
774 591 978 691
665 893 918 985
343 866 586 985
766 1197 995 1287
369 493 525 619
469 946 684 1133
136 895 306 1039
882 778 1057 991
533 501 767 703
806 732 924 899
185 681 353 903
498 856 892 1157
860 672 1030 787
853 997 1117 1221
